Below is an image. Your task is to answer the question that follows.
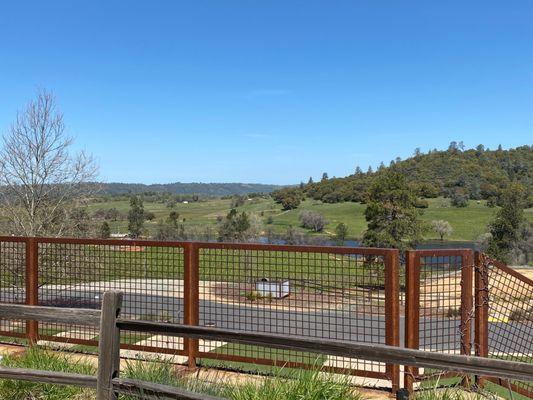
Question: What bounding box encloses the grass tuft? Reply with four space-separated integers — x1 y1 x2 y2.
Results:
0 346 96 400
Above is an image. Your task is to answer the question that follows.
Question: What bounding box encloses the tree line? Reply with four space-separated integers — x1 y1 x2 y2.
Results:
291 143 532 207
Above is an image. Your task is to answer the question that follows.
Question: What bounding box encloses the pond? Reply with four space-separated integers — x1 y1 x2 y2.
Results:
258 236 477 250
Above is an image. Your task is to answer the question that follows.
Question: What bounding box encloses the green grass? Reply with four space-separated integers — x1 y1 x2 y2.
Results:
0 346 362 400
199 343 327 376
33 242 386 286
122 356 360 400
0 346 96 400
419 373 531 400
88 196 533 242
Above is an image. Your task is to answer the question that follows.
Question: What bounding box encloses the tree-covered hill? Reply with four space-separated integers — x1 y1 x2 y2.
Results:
100 182 282 196
304 144 533 205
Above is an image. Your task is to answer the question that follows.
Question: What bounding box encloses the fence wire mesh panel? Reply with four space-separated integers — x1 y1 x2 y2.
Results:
405 250 473 390
0 238 27 342
481 256 533 398
34 239 186 358
196 243 396 382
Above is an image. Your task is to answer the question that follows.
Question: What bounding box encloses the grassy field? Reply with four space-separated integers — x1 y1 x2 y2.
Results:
88 196 533 242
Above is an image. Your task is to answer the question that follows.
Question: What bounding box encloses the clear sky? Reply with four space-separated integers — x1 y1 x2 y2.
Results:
0 1 532 185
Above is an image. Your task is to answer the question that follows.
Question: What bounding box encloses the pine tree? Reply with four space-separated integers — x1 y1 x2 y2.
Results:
487 183 526 263
99 221 111 239
128 196 145 238
362 172 424 251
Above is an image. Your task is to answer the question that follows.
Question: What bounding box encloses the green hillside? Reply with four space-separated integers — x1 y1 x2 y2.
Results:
88 196 533 242
304 145 532 205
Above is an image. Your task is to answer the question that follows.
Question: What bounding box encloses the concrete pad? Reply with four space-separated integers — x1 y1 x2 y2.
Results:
37 329 98 349
200 339 227 352
323 357 422 389
120 335 187 363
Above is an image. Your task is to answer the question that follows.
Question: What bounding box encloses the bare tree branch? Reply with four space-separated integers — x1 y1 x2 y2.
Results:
0 89 98 237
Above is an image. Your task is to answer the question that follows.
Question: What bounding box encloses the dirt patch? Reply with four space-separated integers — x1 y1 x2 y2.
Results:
419 266 532 319
212 281 387 313
514 268 533 282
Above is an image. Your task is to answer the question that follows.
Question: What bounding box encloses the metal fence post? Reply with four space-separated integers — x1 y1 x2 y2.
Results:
460 251 474 356
25 237 39 344
96 290 123 400
385 249 400 394
474 251 489 388
404 250 420 394
460 250 474 388
184 242 200 370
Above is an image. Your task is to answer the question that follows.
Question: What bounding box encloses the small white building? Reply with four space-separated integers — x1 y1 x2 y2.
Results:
110 233 129 239
256 278 290 299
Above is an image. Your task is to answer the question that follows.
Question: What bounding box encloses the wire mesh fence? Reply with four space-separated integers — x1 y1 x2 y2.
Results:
0 238 27 342
34 239 187 358
477 255 533 398
404 250 474 392
1 236 532 396
195 243 398 384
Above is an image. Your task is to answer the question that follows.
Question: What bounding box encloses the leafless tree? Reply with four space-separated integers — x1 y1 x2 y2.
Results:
0 89 98 237
431 220 453 241
299 210 327 232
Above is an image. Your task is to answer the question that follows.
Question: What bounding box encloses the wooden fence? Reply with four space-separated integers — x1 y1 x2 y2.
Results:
1 291 532 399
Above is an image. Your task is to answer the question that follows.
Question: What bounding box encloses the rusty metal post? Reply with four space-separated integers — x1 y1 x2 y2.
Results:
25 237 39 344
460 250 474 387
474 251 489 388
183 242 200 369
385 249 400 395
404 250 420 394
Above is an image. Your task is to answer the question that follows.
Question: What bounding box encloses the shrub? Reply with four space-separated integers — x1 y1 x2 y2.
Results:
271 188 303 210
451 190 469 207
446 307 461 318
414 199 429 208
246 290 260 301
334 222 348 243
299 210 327 232
509 307 533 322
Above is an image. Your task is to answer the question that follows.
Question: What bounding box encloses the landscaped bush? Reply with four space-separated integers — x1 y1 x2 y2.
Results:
508 306 533 322
445 307 461 318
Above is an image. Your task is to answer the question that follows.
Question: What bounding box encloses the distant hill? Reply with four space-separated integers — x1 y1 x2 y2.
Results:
100 182 283 196
303 144 533 204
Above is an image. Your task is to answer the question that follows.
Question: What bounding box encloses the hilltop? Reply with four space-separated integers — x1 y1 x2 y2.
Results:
304 144 533 204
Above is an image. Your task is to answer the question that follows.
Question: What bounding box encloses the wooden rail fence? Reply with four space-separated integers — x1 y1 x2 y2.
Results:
0 291 533 399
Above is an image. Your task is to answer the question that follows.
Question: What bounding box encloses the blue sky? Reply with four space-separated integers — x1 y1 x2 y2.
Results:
1 1 532 185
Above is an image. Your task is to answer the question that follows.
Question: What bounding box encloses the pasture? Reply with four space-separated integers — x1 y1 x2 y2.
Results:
88 196 533 242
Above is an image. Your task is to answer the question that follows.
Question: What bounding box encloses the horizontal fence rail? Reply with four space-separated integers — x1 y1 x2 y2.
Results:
118 319 533 383
0 304 101 327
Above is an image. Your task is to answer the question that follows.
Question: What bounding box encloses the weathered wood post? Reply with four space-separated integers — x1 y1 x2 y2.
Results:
96 290 123 400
